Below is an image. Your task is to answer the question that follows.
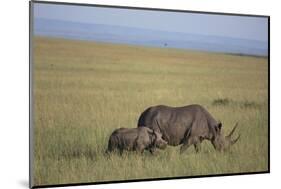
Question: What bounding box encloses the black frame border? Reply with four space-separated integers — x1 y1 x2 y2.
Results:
29 0 270 188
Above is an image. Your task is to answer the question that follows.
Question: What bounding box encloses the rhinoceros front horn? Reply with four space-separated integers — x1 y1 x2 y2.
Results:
226 122 238 139
231 134 241 145
226 122 240 145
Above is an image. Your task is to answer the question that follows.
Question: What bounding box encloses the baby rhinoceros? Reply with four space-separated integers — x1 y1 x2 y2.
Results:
106 127 167 154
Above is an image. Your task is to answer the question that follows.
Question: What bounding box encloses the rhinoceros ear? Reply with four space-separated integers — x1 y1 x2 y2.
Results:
146 128 154 135
214 122 222 134
218 122 222 130
149 130 157 144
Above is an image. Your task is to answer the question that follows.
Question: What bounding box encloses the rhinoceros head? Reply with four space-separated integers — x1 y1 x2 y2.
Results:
151 130 168 150
211 122 240 152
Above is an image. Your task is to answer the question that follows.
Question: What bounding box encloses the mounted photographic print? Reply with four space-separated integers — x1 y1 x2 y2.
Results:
29 1 269 188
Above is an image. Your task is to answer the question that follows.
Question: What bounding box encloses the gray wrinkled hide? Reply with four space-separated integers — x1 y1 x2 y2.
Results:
137 104 239 153
107 127 167 154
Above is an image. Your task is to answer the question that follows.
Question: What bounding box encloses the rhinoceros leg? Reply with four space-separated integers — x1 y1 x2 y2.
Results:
134 143 145 154
119 149 124 156
194 143 201 153
180 140 192 154
149 148 156 155
180 137 200 154
194 136 204 152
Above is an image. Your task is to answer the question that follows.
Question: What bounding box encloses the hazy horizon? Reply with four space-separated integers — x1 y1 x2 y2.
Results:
33 3 268 56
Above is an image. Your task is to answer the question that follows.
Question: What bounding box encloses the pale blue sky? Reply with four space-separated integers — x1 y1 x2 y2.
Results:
34 3 268 42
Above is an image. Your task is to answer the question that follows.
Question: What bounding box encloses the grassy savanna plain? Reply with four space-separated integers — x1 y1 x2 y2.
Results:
32 36 268 186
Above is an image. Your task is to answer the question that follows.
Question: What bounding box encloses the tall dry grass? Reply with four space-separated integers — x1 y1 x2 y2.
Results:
32 36 268 186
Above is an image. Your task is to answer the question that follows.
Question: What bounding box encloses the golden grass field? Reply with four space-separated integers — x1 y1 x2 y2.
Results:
32 36 268 186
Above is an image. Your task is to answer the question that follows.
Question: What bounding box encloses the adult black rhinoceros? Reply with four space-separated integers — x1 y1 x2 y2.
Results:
137 104 240 153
